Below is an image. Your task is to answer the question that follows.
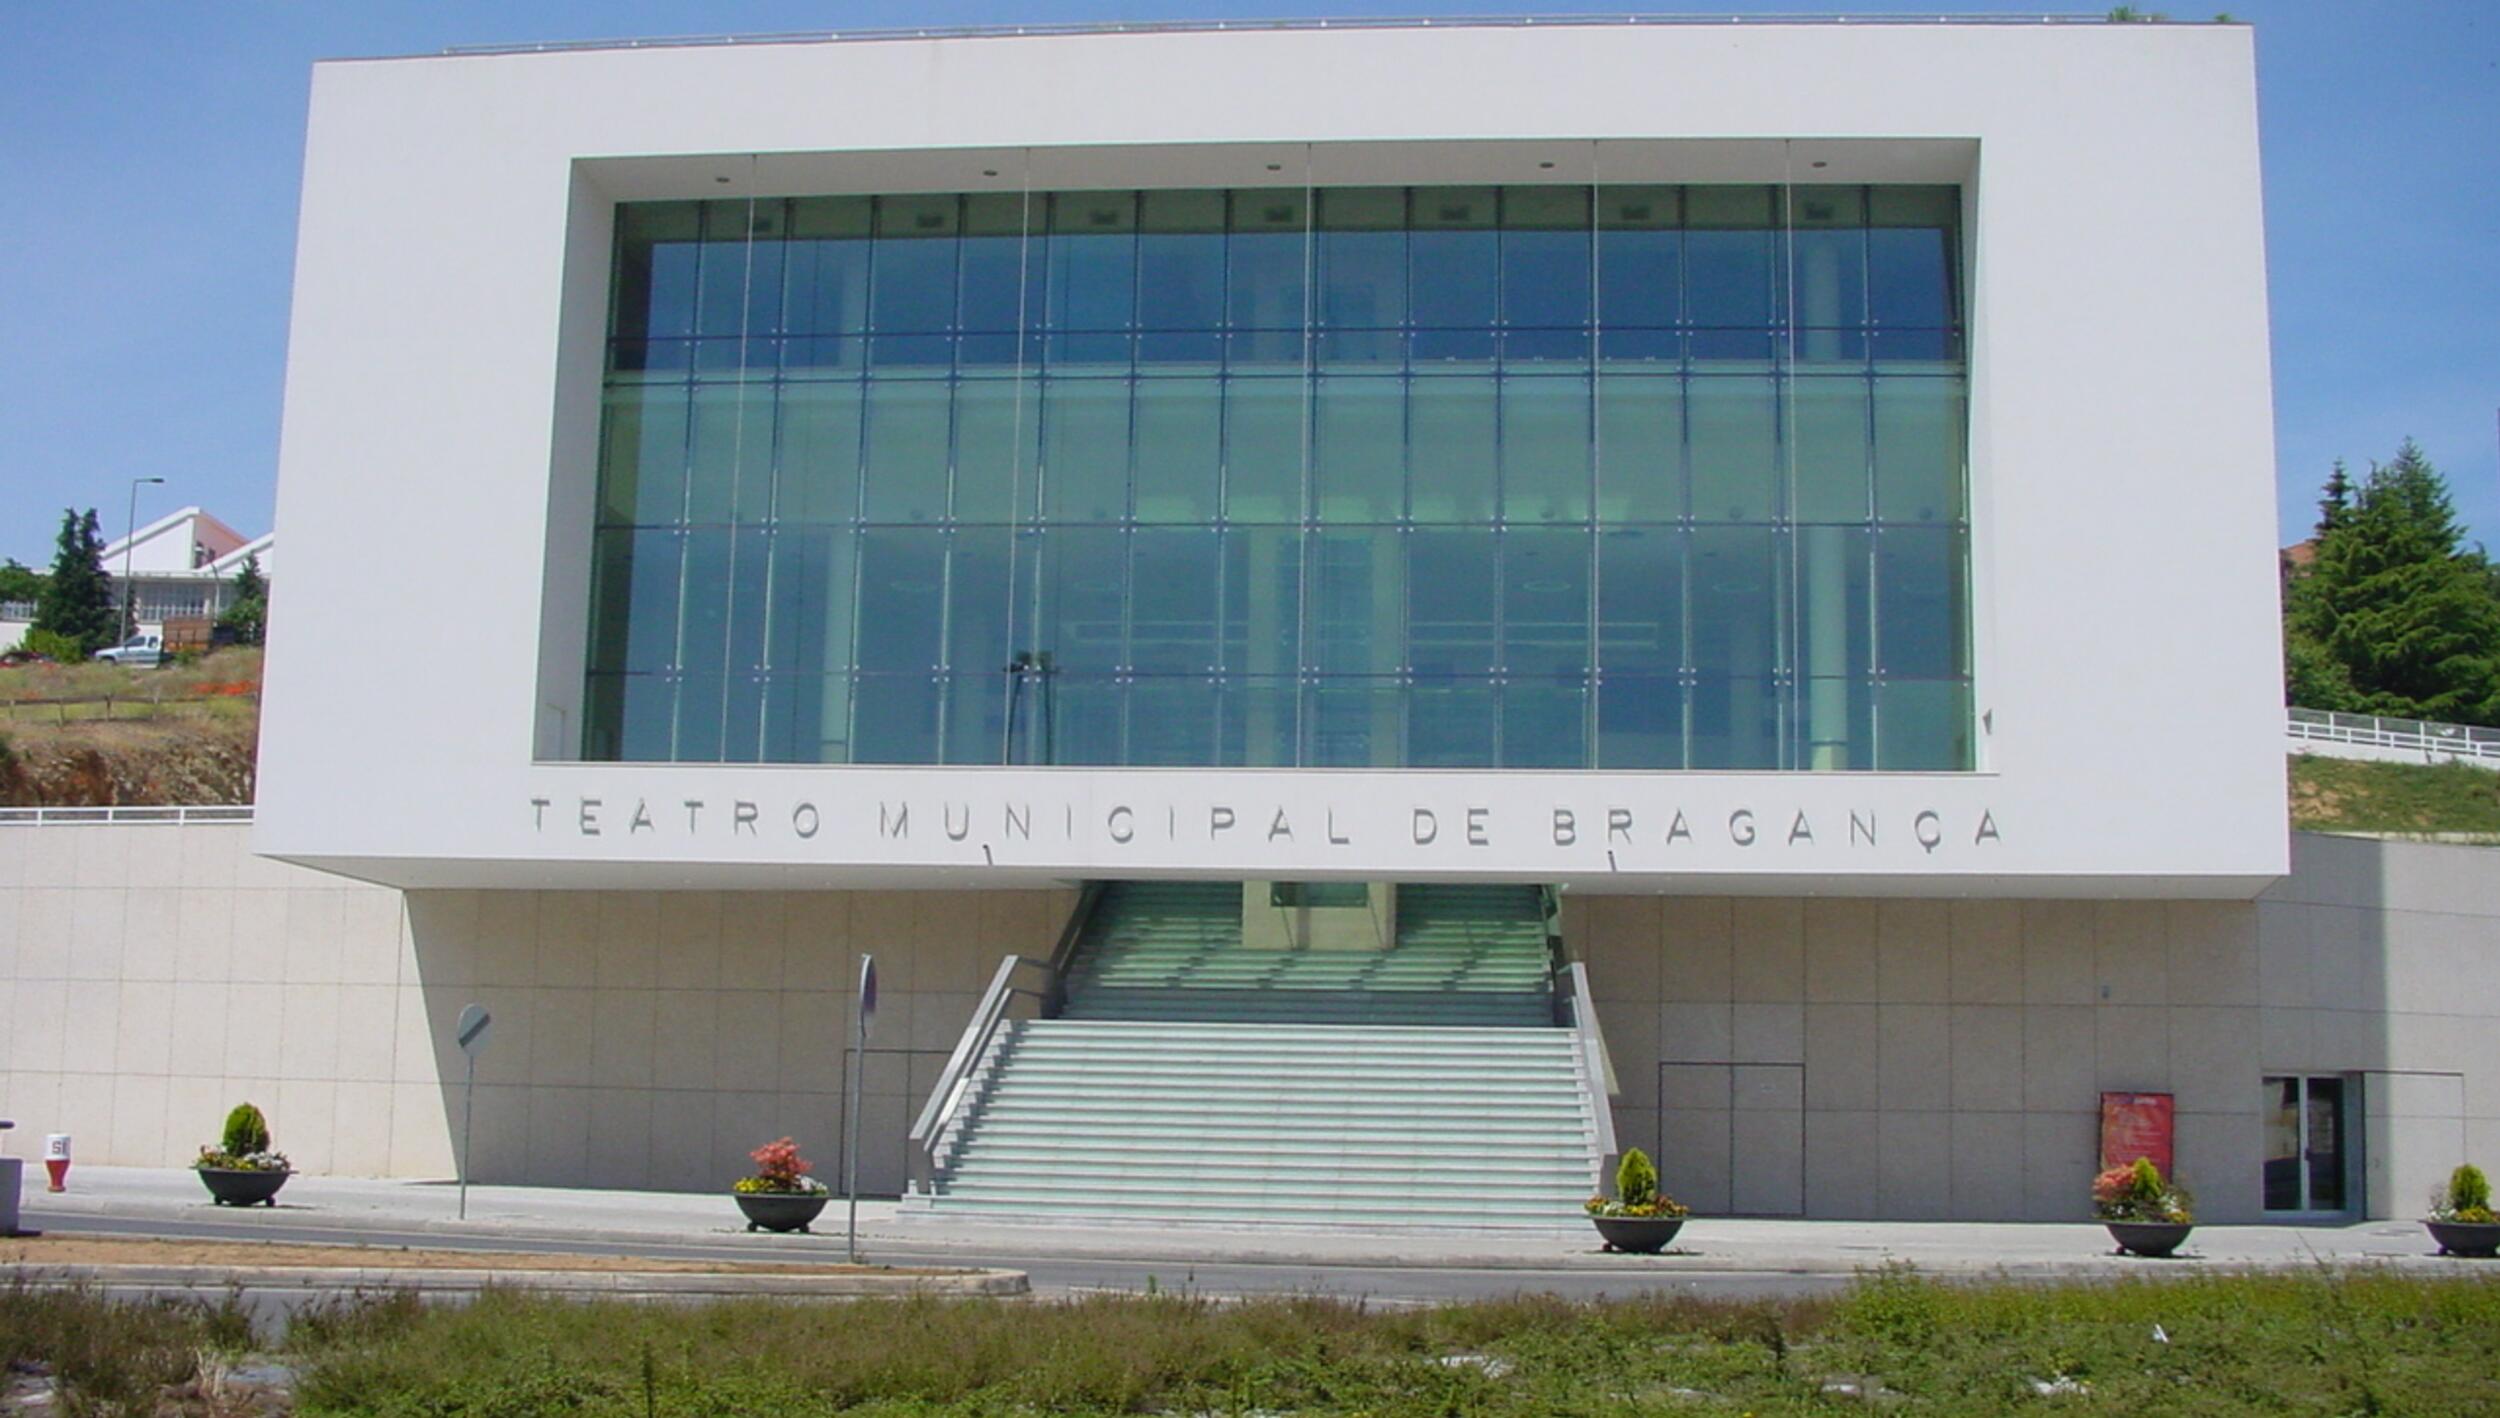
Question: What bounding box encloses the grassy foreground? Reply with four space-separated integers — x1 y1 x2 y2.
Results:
2289 752 2500 837
9 1268 2500 1414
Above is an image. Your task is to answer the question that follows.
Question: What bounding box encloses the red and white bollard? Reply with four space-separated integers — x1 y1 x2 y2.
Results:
44 1133 71 1193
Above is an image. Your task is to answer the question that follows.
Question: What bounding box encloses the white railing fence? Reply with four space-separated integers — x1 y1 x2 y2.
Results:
2288 708 2500 763
0 805 254 826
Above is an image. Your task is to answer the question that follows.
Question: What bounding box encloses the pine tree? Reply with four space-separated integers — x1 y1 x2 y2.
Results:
2315 459 2354 536
216 552 268 647
30 508 118 657
2290 441 2500 727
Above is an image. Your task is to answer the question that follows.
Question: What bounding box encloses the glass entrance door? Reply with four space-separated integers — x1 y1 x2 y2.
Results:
2264 1075 2352 1214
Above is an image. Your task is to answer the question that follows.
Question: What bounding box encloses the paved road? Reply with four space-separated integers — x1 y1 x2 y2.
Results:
25 1211 1854 1307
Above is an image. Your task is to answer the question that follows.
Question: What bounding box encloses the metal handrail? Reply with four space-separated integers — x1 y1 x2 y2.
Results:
906 953 1054 1194
1553 960 1619 1177
0 804 254 826
2288 708 2500 759
1041 882 1108 1013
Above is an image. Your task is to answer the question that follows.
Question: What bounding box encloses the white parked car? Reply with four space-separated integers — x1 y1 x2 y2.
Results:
93 633 164 668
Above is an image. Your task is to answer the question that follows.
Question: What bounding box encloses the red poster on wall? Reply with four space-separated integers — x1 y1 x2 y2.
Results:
2100 1092 2176 1176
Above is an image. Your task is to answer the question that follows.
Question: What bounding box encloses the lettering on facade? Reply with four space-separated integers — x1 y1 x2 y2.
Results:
530 792 2005 863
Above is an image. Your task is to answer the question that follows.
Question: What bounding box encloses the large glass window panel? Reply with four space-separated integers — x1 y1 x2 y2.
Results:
1791 376 1873 523
1410 187 1497 363
1688 525 1785 678
1503 680 1588 768
1308 531 1403 676
1503 528 1593 677
958 193 1029 343
598 385 691 526
1597 375 1681 522
1046 191 1137 367
861 381 951 523
1138 191 1226 365
1688 375 1781 522
588 528 683 674
1796 525 1873 769
1502 186 1592 362
870 195 958 367
584 672 677 762
1316 188 1406 360
1042 378 1131 522
613 203 702 344
685 384 776 523
1222 527 1302 677
1873 376 1967 523
1128 676 1220 765
1408 529 1498 675
951 378 1040 524
1217 675 1299 767
1597 676 1682 769
852 673 943 763
1036 527 1128 671
696 199 787 352
1129 529 1221 673
1040 673 1124 765
775 382 862 523
724 526 772 677
1408 681 1497 767
1314 376 1405 521
1226 190 1308 368
677 528 734 684
1685 186 1780 360
943 669 1010 765
1875 525 1967 680
1597 527 1681 676
1690 675 1782 770
1223 377 1304 523
784 197 871 373
1408 375 1497 523
854 529 948 673
766 527 856 679
1132 377 1222 522
946 527 1014 678
1597 187 1678 361
1304 678 1402 767
1501 375 1592 523
1790 186 1867 363
1876 680 1971 771
1868 186 1959 332
675 669 728 762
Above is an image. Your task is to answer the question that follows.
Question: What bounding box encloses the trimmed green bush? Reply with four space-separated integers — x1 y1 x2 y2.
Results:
1615 1148 1659 1208
219 1102 270 1157
2447 1165 2491 1214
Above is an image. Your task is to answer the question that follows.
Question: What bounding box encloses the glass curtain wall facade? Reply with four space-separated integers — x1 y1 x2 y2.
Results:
584 183 1968 769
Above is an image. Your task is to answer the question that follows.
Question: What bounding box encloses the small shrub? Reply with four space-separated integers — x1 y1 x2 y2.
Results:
2432 1163 2496 1223
1586 1147 1689 1219
17 628 83 665
196 1101 288 1172
2092 1156 2192 1223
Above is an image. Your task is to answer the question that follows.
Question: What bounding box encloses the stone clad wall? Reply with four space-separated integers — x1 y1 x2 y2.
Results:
0 823 1069 1194
1575 834 2500 1223
2 822 2492 1216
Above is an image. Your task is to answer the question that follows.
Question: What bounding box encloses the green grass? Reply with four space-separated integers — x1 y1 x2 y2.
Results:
2290 753 2500 836
14 1269 2500 1415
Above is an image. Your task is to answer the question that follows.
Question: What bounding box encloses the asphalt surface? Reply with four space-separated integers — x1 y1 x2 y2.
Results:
20 1209 1853 1307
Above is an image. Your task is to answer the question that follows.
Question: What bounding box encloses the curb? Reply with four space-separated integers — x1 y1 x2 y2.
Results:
7 1262 1029 1298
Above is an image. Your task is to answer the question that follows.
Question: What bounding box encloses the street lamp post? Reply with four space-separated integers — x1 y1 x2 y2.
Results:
122 477 165 642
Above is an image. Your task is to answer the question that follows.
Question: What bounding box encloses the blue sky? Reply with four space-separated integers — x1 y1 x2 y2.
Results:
2 1 2494 567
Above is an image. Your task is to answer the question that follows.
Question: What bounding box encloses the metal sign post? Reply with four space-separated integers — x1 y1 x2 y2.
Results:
454 1004 493 1220
847 955 876 1263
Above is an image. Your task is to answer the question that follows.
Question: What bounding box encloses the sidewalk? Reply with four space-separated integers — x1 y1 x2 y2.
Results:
13 1167 2481 1279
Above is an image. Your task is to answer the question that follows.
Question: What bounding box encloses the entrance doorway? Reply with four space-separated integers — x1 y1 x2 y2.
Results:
2264 1075 2356 1215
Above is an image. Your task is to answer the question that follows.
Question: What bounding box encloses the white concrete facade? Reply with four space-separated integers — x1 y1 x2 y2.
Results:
2 823 2491 1221
257 20 2285 895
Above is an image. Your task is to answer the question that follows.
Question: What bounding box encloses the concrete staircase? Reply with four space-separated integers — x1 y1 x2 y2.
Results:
912 881 1603 1228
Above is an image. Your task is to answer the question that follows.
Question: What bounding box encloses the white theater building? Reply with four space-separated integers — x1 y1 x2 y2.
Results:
5 16 2497 1226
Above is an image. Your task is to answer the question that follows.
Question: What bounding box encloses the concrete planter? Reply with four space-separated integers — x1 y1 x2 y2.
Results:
2425 1220 2500 1257
1589 1214 1686 1254
197 1167 291 1207
734 1190 830 1233
2104 1220 2193 1257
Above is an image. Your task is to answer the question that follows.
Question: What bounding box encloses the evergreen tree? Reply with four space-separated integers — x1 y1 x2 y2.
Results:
30 508 118 657
216 552 268 647
2289 441 2500 726
2314 459 2354 537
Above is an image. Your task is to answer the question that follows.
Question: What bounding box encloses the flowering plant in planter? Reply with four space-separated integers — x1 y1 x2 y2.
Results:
733 1136 829 1196
194 1102 291 1174
2092 1157 2192 1224
1585 1147 1690 1220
